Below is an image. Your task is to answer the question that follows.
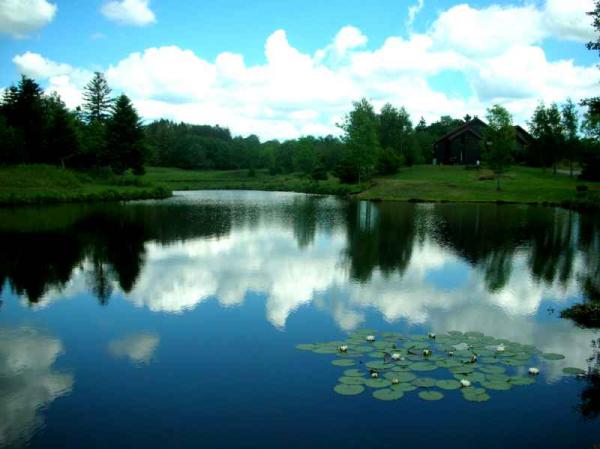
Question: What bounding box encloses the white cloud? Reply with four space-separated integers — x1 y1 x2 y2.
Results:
108 333 160 365
8 0 600 139
101 0 156 27
544 0 597 42
407 0 425 30
0 0 56 37
0 327 73 447
12 52 93 109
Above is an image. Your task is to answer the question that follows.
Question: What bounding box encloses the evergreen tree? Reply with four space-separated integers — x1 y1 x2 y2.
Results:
44 94 80 167
105 95 145 175
482 105 515 191
82 72 113 123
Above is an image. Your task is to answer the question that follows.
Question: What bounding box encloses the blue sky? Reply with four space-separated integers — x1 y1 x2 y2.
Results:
1 0 598 138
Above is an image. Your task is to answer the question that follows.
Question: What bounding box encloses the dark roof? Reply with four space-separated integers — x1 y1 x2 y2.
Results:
435 118 533 145
435 118 487 144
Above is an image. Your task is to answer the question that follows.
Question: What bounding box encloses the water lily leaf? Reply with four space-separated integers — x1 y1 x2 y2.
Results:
338 376 366 385
450 365 475 374
562 367 586 376
462 390 491 402
366 361 388 370
332 359 355 367
509 376 535 386
448 331 463 336
365 378 392 389
313 347 340 354
410 362 438 372
373 388 404 401
368 351 387 359
542 353 565 361
465 331 485 338
436 359 462 368
413 377 437 388
343 369 365 377
296 344 316 351
479 366 506 374
354 345 375 353
479 357 499 364
481 381 511 391
436 379 461 390
392 383 418 392
418 390 444 401
334 384 365 395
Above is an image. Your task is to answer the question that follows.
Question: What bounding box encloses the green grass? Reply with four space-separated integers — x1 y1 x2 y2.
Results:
142 166 364 196
2 164 598 209
357 165 600 206
0 165 171 206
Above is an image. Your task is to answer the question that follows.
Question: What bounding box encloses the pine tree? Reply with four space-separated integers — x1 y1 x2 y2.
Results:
82 72 113 123
105 95 145 175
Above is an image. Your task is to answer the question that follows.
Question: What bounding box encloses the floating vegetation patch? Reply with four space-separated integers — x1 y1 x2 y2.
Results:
296 330 583 404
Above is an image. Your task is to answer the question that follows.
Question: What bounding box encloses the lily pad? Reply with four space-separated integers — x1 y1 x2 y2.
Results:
413 377 437 388
296 343 316 351
562 367 586 376
410 362 438 372
479 365 506 374
332 359 355 367
509 376 535 386
334 384 365 396
481 380 511 391
338 376 366 385
373 388 404 401
436 379 461 390
418 390 444 401
364 378 392 389
343 369 365 377
392 383 418 392
366 361 388 370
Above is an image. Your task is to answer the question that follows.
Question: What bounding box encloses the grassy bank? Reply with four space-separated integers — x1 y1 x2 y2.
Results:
0 165 171 206
2 165 598 209
357 165 600 208
142 166 365 195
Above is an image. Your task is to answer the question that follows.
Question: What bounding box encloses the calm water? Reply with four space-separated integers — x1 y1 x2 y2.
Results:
0 191 599 449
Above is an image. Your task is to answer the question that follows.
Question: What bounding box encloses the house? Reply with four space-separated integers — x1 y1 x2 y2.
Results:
434 118 533 165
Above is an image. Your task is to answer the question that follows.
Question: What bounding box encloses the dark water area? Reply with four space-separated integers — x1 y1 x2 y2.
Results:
0 191 599 449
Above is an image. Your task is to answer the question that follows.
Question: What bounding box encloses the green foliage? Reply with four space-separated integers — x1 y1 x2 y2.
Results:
105 95 146 175
340 98 381 183
561 99 580 177
482 105 515 191
528 102 564 171
82 72 113 123
587 1 600 54
378 103 414 167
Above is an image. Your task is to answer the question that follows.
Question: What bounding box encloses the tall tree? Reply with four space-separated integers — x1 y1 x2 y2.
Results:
529 102 564 172
482 105 515 191
82 72 113 123
377 103 415 166
339 98 381 183
105 95 145 175
587 0 600 54
561 99 579 177
44 94 80 167
1 77 45 163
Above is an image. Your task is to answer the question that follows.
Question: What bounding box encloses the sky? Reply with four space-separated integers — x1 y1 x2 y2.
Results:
0 0 599 139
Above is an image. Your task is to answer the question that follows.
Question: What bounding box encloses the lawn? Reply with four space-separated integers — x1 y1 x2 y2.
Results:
142 166 364 196
357 165 599 204
0 165 170 206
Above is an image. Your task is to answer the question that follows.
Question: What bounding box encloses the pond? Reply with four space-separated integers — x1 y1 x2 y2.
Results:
0 191 599 449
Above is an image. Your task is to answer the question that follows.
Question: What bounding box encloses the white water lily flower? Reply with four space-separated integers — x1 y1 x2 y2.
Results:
423 349 432 356
371 372 379 378
339 345 348 353
529 367 540 375
366 335 376 342
460 379 471 388
448 351 454 356
391 352 402 361
391 378 400 385
470 354 478 363
496 344 506 352
428 333 436 339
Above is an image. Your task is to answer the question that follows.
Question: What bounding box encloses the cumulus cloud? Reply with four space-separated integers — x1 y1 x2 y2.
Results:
8 1 600 139
108 333 160 365
0 327 73 447
407 0 425 30
101 0 156 27
0 0 56 37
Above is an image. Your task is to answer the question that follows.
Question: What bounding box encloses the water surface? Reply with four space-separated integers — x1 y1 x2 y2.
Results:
0 191 599 449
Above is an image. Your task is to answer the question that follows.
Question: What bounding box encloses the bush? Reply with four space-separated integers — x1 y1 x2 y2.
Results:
377 148 402 175
310 165 328 182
